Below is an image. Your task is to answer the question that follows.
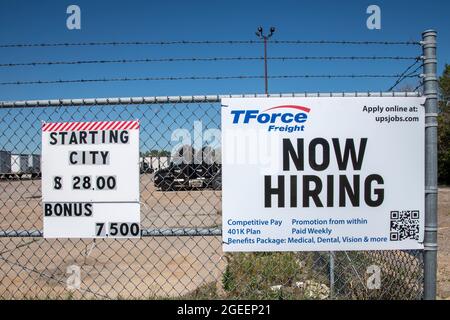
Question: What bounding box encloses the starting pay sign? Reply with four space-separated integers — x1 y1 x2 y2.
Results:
221 97 425 252
42 120 140 238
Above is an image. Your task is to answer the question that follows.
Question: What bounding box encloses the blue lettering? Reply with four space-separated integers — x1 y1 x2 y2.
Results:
231 110 246 123
257 113 270 123
294 113 307 123
243 110 259 123
231 109 309 125
281 113 294 123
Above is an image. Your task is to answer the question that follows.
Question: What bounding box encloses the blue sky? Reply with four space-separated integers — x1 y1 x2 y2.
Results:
0 0 448 154
0 0 448 101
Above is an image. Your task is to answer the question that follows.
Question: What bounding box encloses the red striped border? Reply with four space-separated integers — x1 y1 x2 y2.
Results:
42 120 140 132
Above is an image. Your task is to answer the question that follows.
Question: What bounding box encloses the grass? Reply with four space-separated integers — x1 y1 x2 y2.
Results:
3 251 422 300
183 250 423 300
209 252 329 300
328 251 423 300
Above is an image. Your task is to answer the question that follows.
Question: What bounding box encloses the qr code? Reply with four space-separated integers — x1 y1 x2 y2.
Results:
390 210 420 241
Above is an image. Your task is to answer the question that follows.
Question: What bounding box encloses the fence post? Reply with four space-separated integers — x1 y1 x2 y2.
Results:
329 251 335 299
422 29 438 300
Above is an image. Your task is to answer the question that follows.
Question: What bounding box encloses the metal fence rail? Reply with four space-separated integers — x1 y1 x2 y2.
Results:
0 91 422 108
0 93 425 300
0 30 438 300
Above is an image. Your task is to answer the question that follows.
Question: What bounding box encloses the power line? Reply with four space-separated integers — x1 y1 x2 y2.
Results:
0 56 420 68
0 74 421 86
0 39 421 48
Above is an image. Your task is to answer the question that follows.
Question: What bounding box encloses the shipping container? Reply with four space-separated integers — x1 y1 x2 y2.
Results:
156 156 170 170
140 155 171 173
0 150 11 173
150 157 158 169
28 154 41 173
11 154 28 173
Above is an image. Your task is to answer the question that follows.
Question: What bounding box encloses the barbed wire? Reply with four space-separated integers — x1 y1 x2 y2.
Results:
387 58 423 91
0 39 421 48
0 56 421 68
0 74 421 86
406 64 424 78
272 40 420 45
413 82 423 92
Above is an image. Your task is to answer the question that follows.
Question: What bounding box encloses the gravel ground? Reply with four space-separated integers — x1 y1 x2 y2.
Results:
0 175 224 299
437 187 450 299
0 177 448 299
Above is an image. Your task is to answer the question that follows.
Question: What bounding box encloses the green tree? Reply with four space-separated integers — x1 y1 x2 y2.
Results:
141 149 171 157
149 149 160 157
158 150 171 157
438 64 450 184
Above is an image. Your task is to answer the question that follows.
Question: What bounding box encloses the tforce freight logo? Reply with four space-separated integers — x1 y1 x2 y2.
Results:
230 105 310 132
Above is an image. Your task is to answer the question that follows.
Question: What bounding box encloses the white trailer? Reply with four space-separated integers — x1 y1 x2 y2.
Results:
11 154 28 173
28 154 41 177
145 156 170 170
140 155 171 173
149 157 157 169
140 156 152 173
153 156 170 170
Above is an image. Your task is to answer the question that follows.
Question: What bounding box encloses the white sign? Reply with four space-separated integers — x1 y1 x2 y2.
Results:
42 120 140 238
221 97 425 251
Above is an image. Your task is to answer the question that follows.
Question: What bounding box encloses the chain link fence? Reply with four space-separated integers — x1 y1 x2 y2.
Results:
0 94 425 299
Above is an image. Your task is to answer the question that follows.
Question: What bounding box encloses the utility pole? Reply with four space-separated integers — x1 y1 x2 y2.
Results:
255 26 275 95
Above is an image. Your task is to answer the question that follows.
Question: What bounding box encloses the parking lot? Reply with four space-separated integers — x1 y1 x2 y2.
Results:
0 174 224 299
1 175 449 299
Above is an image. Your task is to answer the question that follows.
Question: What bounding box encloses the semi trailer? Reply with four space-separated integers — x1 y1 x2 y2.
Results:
154 146 221 191
0 151 41 179
139 156 171 174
